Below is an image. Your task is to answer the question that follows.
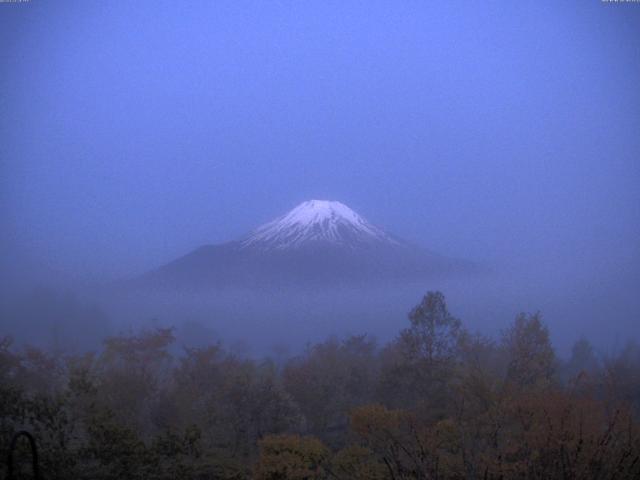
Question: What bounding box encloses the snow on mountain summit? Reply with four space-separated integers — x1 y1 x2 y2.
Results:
134 199 475 290
240 200 400 250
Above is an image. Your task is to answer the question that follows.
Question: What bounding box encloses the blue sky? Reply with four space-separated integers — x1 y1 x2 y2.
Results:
1 0 639 289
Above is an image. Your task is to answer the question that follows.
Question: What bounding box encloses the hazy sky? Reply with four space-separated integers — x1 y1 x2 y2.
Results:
1 1 639 288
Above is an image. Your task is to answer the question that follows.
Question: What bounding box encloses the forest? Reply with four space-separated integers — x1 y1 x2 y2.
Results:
1 291 639 479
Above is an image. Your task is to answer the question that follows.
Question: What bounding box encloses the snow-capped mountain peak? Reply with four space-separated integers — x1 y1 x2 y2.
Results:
240 200 399 250
135 199 475 290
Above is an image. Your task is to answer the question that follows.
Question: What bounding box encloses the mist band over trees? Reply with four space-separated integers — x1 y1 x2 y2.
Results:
2 292 639 478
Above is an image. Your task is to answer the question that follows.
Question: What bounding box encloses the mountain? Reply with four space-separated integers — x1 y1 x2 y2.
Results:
133 200 475 290
240 200 399 251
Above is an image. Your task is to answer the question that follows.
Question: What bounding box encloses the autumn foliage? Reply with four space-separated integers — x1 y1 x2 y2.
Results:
1 292 639 479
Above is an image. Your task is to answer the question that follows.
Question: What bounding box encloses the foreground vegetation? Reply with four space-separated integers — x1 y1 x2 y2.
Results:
1 292 639 479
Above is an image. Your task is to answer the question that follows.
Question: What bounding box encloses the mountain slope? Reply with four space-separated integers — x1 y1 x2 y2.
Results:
135 200 475 290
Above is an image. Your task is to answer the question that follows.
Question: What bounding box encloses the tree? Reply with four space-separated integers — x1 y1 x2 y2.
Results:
379 292 464 410
350 404 464 479
603 340 640 414
402 291 463 364
503 312 555 389
254 434 329 480
561 337 600 385
96 327 175 435
282 335 378 445
171 345 301 461
330 445 387 480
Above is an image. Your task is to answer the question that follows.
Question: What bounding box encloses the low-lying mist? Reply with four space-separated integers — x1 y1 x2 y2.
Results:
2 258 637 360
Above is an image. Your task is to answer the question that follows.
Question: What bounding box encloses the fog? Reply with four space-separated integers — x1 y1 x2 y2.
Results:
1 1 639 357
